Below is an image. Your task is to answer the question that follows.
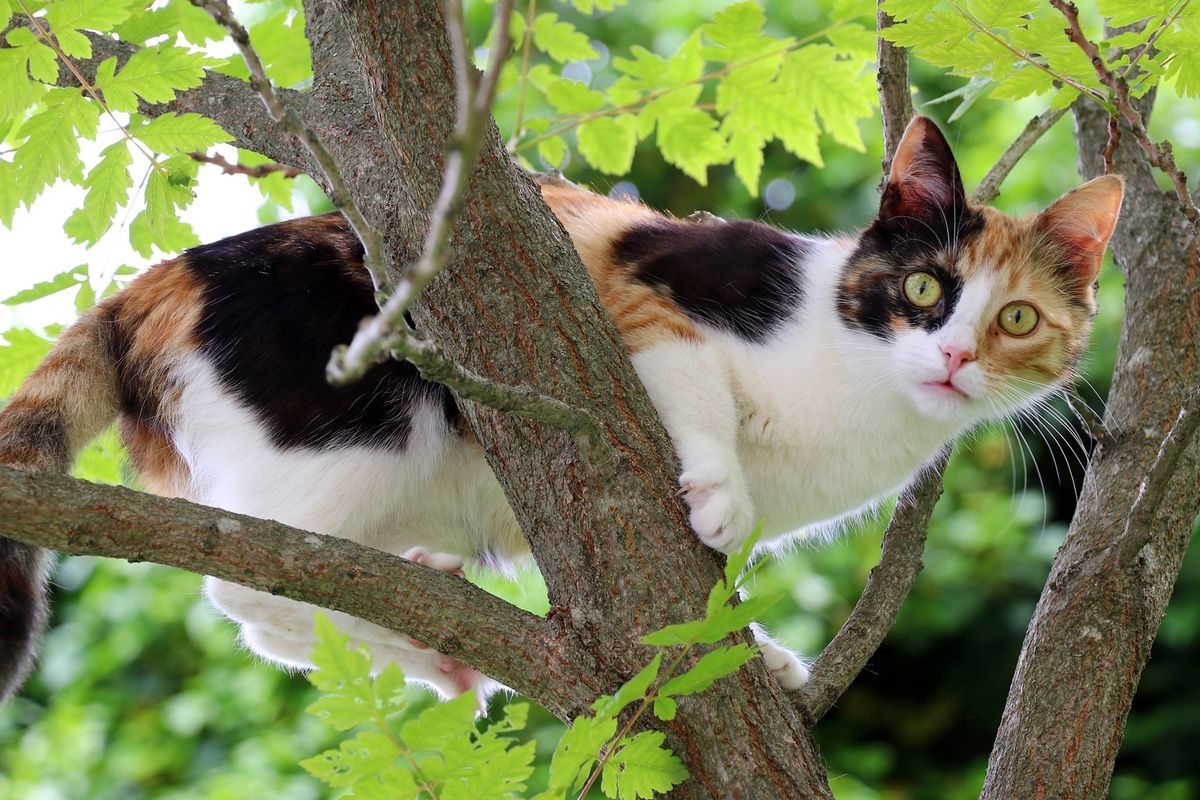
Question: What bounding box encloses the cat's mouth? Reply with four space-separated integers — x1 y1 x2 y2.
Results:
923 380 970 400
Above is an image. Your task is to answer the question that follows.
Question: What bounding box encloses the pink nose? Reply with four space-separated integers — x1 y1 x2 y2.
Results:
941 345 974 379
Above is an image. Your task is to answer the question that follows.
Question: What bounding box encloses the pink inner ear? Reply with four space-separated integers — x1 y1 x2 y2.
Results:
1037 176 1123 284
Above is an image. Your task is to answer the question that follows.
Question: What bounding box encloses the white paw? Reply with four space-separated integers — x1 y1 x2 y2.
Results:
760 640 811 690
401 547 466 578
679 462 755 554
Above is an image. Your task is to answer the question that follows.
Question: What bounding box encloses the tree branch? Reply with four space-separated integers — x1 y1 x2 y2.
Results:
875 1 913 179
190 0 390 295
188 151 303 179
1050 0 1200 227
0 466 600 714
798 452 947 721
971 108 1067 204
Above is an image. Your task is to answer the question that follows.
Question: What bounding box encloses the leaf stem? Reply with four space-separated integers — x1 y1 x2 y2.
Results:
509 0 537 148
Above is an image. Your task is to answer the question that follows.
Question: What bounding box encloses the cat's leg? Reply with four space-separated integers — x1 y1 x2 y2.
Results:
631 338 755 553
751 624 810 690
204 548 498 701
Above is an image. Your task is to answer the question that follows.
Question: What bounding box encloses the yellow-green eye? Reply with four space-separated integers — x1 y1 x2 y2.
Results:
903 272 942 308
998 302 1039 336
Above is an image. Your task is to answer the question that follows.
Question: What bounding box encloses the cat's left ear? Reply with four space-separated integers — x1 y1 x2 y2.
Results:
879 116 967 226
1035 174 1124 286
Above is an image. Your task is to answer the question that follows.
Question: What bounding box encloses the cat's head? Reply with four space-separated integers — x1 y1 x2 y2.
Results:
836 116 1123 427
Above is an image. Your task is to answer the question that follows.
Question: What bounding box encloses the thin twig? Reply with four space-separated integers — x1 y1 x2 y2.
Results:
798 453 946 722
188 151 302 179
1051 0 1200 228
382 331 613 469
509 0 538 148
1116 388 1200 564
971 108 1067 204
1066 388 1112 448
190 0 391 295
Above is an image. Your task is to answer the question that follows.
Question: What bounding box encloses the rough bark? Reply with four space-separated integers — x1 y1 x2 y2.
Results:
980 96 1200 800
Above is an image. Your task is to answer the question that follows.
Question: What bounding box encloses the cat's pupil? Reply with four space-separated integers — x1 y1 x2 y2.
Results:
1013 308 1023 323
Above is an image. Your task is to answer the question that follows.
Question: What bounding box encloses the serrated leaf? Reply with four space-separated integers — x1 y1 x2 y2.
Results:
0 49 42 128
345 767 420 800
599 731 688 800
652 697 677 721
115 0 226 45
63 139 133 245
399 691 478 753
592 652 661 719
640 618 706 647
659 644 757 699
5 27 59 83
531 13 597 63
13 90 98 204
46 0 138 58
304 613 377 731
247 8 313 87
655 106 728 184
0 159 17 228
577 114 637 175
132 112 233 155
2 266 87 305
1097 0 1178 28
695 592 784 644
0 328 55 397
535 714 618 799
544 77 604 113
537 134 567 169
300 731 396 788
95 44 207 113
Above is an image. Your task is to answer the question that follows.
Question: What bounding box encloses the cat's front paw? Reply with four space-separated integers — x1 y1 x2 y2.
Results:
678 462 755 554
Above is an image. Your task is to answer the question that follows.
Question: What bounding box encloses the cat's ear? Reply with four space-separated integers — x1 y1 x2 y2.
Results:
879 116 967 226
1035 175 1124 286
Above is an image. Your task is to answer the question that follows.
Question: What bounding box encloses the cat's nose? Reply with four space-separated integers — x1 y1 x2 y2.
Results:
941 344 975 379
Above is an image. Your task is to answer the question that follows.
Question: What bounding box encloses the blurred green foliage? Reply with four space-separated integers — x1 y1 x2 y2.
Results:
3 0 1200 798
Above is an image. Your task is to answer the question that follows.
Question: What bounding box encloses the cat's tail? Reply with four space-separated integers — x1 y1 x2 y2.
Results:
0 308 122 700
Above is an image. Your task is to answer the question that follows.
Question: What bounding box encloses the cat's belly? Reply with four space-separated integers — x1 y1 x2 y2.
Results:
740 434 943 541
168 356 525 563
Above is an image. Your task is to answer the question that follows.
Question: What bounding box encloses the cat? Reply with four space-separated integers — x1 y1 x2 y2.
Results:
0 116 1123 703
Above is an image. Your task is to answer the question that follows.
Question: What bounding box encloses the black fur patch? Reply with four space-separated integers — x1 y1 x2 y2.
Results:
0 538 49 700
614 219 809 341
837 206 984 339
184 215 457 450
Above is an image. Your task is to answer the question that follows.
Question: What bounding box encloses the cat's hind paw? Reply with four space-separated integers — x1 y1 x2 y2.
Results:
401 547 466 578
758 636 810 690
679 463 755 554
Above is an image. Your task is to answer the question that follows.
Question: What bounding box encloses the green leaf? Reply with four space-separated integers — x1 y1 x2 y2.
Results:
1 266 87 305
659 644 756 699
531 13 597 63
115 0 226 45
132 112 233 155
248 8 313 87
13 90 98 204
694 592 784 644
304 613 377 731
1097 0 1178 28
399 691 479 753
577 114 637 175
46 0 138 58
299 731 396 788
652 697 677 721
535 714 618 799
655 106 728 185
599 731 688 800
0 159 17 228
345 768 420 800
72 424 124 484
62 140 133 246
0 328 55 397
0 49 43 129
592 652 661 719
545 77 605 113
5 27 59 83
94 44 208 113
537 134 568 169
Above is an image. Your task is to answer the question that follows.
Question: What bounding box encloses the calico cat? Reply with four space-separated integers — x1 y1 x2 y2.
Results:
0 117 1122 702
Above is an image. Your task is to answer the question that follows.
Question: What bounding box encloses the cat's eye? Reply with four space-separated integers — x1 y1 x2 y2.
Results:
903 272 942 308
998 302 1039 336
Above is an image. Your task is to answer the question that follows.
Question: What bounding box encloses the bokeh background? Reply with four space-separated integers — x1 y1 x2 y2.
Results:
2 1 1199 798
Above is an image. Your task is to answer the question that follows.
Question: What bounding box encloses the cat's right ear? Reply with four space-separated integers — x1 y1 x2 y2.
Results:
879 116 967 227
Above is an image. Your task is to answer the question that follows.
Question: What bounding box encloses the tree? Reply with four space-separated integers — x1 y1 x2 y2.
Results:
0 1 1197 797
